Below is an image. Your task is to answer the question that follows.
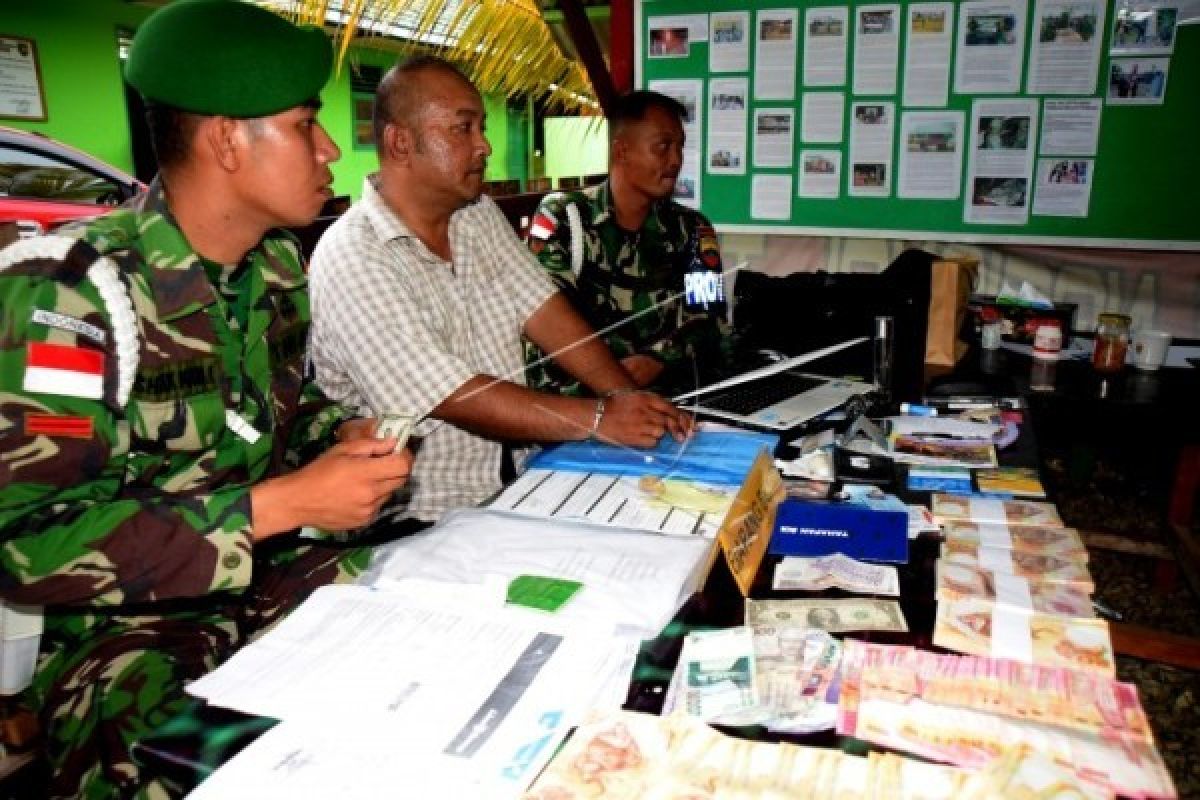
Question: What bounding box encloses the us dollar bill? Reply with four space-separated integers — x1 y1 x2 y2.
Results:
745 597 908 633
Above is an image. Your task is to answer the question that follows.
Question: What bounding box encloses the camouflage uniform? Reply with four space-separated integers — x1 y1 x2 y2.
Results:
0 183 367 799
525 181 731 397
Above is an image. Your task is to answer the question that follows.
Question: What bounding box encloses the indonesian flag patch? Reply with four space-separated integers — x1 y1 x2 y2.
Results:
23 341 105 400
528 212 557 240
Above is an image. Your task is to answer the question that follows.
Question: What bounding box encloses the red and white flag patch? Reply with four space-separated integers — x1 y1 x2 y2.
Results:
528 212 557 240
23 342 104 400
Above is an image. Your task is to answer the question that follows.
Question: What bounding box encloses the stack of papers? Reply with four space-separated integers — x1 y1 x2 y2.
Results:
365 508 717 640
187 585 638 800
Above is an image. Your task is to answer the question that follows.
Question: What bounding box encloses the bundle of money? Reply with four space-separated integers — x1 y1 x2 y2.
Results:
936 560 1094 618
771 554 900 595
941 520 1087 561
960 744 1113 799
746 597 908 634
933 594 1114 674
836 640 1176 799
522 708 977 800
932 494 1064 528
940 545 1094 592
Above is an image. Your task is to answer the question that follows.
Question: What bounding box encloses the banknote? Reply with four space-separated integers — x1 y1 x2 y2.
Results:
751 627 842 733
772 554 900 595
836 641 1174 799
932 494 1064 527
941 545 1094 591
936 561 1095 617
746 597 908 633
674 626 759 722
933 594 1114 674
959 744 1113 800
941 520 1087 560
375 411 416 453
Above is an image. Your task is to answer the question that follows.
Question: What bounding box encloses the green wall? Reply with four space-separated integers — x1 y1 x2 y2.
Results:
0 0 530 199
0 0 151 173
544 116 609 181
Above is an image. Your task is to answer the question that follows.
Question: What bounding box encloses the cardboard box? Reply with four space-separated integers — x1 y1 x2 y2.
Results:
769 496 909 563
967 296 1078 344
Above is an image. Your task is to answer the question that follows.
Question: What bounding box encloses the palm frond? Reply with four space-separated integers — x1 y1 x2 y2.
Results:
271 0 600 114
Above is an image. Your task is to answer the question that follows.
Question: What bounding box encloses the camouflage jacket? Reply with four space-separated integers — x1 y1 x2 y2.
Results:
525 181 731 396
0 183 348 642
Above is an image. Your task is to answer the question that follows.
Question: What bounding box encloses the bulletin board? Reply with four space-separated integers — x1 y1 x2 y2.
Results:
635 0 1200 250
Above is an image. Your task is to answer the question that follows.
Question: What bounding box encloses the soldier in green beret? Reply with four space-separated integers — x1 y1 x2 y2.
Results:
525 90 734 398
0 1 411 796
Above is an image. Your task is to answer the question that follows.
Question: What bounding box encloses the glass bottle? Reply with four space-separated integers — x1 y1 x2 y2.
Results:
1092 313 1131 373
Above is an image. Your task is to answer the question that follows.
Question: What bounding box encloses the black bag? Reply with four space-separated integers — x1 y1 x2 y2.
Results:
732 250 935 402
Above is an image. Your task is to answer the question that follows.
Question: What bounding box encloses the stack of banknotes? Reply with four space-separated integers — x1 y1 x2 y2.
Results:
836 640 1176 799
522 708 1123 799
929 494 1112 673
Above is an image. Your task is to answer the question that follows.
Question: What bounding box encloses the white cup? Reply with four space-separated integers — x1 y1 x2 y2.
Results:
1132 329 1171 371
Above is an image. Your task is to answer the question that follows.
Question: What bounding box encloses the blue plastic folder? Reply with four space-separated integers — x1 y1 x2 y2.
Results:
769 490 909 563
528 430 779 487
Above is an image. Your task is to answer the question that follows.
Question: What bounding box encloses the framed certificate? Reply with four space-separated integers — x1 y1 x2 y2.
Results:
0 36 47 121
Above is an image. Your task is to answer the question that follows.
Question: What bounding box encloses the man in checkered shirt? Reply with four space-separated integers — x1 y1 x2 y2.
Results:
309 56 692 524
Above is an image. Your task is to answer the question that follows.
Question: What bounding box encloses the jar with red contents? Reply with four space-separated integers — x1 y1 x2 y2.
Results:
1092 313 1131 373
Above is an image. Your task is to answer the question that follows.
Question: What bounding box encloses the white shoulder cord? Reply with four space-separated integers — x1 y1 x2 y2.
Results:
0 235 140 406
0 234 142 691
565 202 584 279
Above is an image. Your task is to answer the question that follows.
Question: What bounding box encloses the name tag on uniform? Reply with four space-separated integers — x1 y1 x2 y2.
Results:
224 410 262 444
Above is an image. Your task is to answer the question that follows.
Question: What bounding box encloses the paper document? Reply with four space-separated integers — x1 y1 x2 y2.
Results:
187 585 637 798
491 468 737 538
365 508 716 639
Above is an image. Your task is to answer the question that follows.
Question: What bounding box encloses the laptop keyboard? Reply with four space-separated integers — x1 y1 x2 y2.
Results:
696 372 826 414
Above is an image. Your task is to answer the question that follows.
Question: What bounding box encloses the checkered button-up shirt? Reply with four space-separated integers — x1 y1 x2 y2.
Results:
308 175 556 521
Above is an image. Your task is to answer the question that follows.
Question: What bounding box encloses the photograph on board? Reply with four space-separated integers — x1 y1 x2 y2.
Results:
907 121 958 153
809 13 845 36
911 9 947 33
760 17 793 41
1038 6 1099 43
860 9 896 34
972 177 1028 208
855 104 890 125
1107 57 1169 103
965 13 1018 45
649 25 690 58
1111 1 1178 53
853 163 888 187
713 16 745 43
977 115 1031 149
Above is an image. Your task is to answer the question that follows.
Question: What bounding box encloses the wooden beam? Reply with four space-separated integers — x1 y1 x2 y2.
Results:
559 0 616 116
610 0 634 93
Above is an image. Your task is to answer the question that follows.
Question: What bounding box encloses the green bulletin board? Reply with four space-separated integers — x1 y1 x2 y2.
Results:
636 0 1200 249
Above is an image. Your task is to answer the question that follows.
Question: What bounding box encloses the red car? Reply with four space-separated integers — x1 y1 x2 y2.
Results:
0 126 145 238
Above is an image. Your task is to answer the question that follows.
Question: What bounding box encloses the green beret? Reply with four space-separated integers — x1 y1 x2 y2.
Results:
125 0 332 117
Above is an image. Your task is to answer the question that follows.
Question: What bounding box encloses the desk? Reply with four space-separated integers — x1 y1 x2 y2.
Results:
133 414 1039 790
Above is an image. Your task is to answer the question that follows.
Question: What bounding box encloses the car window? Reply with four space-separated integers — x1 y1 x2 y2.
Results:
0 143 123 205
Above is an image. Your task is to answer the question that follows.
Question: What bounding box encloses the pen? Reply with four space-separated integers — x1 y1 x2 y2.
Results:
1091 598 1123 621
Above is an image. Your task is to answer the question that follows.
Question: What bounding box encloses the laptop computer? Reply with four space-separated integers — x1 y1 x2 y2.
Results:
673 339 875 432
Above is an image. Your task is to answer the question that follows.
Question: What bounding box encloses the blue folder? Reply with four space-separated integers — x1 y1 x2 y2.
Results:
528 430 779 487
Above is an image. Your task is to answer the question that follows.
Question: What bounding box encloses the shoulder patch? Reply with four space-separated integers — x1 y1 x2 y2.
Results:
31 309 106 345
529 211 558 241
